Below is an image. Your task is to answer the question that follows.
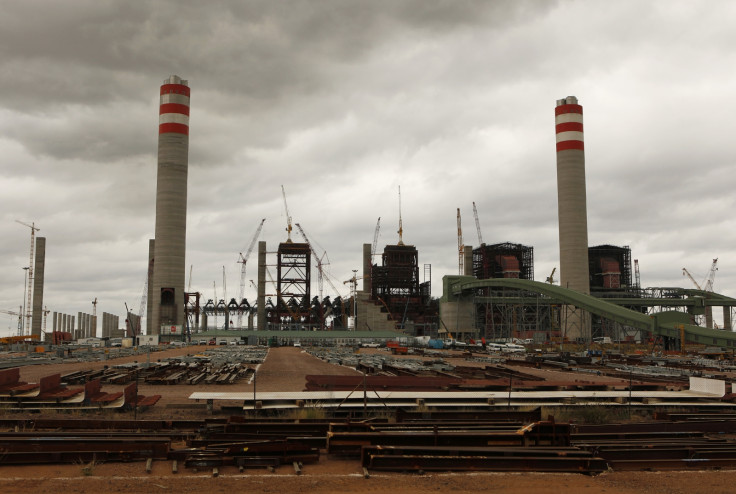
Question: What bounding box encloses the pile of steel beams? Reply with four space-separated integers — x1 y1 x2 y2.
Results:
2 412 736 474
0 368 160 411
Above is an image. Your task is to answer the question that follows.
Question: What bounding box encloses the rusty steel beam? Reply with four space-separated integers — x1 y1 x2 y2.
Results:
365 454 608 473
328 422 571 456
395 408 542 423
0 417 225 431
608 457 736 471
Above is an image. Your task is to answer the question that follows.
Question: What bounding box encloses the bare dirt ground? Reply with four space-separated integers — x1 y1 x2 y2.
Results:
2 346 736 493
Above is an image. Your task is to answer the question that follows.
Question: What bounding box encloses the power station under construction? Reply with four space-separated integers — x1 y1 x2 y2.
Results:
8 79 736 355
140 83 735 353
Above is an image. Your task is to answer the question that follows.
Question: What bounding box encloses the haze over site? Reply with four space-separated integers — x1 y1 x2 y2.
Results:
1 1 735 335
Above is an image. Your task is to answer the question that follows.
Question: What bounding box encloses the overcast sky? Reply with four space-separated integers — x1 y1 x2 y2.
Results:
1 0 735 337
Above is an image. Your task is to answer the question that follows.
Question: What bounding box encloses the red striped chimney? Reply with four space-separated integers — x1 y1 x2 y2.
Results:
159 80 190 136
555 99 583 152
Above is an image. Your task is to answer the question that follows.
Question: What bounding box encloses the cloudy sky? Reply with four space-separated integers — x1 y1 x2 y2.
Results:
1 0 735 336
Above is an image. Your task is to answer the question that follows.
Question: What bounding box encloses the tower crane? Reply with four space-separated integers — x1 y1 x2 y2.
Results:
682 258 718 292
237 218 266 328
16 220 39 334
456 208 464 275
634 259 641 289
42 306 50 335
295 223 330 302
704 258 718 292
472 201 484 246
281 185 293 243
0 308 23 337
212 281 218 330
397 186 404 246
135 257 153 337
343 271 364 323
91 298 97 337
371 217 381 260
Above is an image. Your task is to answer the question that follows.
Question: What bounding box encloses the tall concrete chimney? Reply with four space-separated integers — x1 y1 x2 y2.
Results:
31 237 45 337
555 96 590 340
151 76 190 335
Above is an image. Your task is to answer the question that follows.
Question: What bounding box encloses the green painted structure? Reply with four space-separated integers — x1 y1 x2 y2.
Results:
441 275 736 348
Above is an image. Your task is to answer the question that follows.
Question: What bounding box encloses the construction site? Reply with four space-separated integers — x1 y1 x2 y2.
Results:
5 82 736 491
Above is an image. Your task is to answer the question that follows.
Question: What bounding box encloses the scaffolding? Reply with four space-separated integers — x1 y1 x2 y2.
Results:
276 242 311 324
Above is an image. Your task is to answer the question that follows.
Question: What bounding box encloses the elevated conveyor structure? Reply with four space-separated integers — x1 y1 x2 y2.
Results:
443 276 736 348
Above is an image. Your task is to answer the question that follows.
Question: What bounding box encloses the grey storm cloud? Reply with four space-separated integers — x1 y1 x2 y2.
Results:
1 0 736 335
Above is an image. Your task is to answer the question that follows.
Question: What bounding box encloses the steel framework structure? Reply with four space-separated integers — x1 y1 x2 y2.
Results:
276 242 311 322
472 243 534 281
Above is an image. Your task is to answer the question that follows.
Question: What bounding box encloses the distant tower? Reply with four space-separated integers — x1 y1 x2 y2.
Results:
150 75 190 335
555 96 590 340
31 237 46 337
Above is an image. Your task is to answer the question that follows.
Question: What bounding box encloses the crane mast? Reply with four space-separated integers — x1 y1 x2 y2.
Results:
237 218 266 328
397 186 404 246
456 208 463 275
704 258 718 292
634 259 641 289
281 185 293 243
16 220 39 335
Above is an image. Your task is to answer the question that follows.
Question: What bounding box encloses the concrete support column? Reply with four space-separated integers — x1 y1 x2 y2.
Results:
146 239 155 334
52 312 57 332
362 243 372 294
463 245 473 277
705 306 713 329
724 307 731 331
257 241 266 331
31 237 45 337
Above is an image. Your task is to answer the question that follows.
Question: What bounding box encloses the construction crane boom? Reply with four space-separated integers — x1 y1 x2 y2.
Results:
0 308 23 336
281 185 293 243
237 218 266 328
546 267 556 284
371 217 381 260
682 267 702 290
683 258 718 293
456 208 463 275
295 223 332 301
472 201 483 246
